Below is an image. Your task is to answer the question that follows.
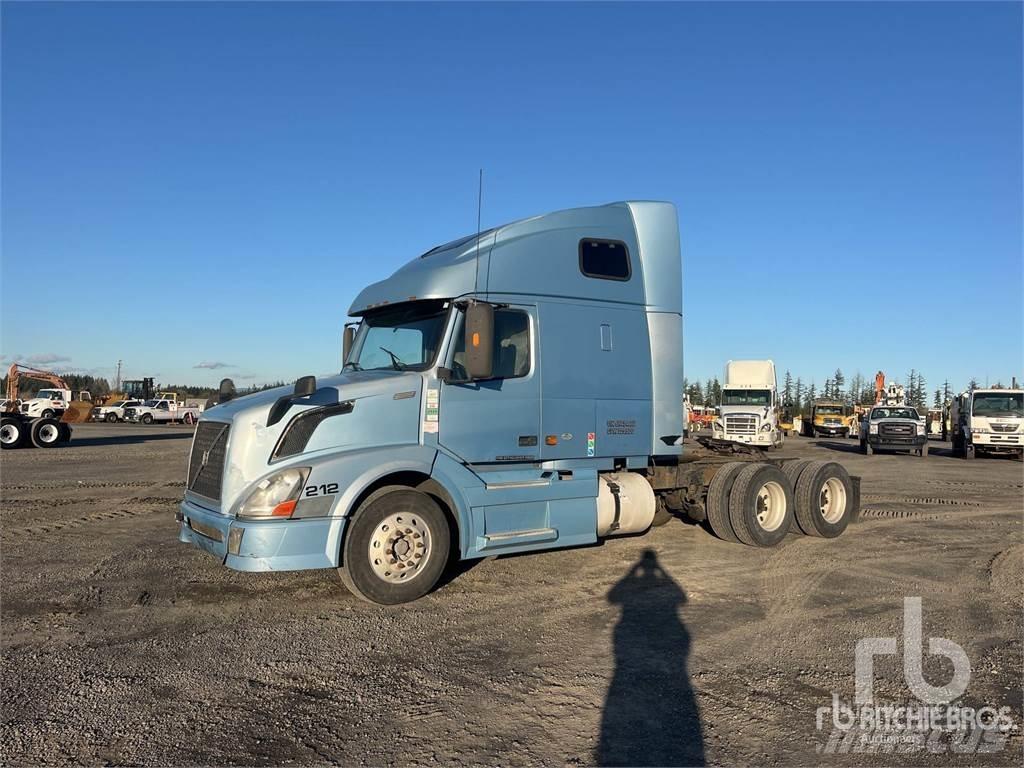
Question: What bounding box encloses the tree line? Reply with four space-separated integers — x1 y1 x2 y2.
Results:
684 369 991 415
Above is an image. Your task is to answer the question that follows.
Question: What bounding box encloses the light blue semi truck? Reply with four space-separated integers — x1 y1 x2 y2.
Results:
178 201 858 604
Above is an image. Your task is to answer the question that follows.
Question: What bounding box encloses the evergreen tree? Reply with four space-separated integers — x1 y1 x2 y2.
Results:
782 370 793 406
914 373 927 409
711 377 723 405
942 380 951 405
805 381 817 410
848 372 864 406
703 379 714 405
794 377 804 413
824 378 833 399
933 389 942 409
968 377 980 391
833 369 845 402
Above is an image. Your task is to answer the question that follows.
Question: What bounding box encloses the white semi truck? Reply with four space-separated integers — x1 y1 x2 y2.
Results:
713 360 782 448
948 388 1023 461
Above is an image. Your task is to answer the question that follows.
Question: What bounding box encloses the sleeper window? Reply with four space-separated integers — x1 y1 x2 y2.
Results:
579 239 631 281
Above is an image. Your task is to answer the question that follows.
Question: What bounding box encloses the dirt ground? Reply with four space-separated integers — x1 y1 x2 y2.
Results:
1 423 1022 766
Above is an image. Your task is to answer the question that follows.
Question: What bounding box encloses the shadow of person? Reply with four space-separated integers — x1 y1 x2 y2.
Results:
598 549 705 767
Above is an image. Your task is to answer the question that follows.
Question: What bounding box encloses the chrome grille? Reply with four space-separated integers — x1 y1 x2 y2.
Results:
880 422 914 437
725 415 757 435
187 422 230 502
991 423 1019 433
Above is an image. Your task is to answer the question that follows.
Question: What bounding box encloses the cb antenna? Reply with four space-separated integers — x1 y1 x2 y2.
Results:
473 168 483 293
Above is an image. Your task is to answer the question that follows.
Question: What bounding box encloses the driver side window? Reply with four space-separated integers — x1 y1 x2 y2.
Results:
450 308 531 380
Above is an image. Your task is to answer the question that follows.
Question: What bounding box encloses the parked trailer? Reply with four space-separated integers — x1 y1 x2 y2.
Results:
177 201 861 605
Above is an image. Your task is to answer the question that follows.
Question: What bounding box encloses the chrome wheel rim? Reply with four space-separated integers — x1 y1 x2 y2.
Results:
0 424 19 444
38 423 60 444
368 512 431 583
819 477 847 523
755 481 787 531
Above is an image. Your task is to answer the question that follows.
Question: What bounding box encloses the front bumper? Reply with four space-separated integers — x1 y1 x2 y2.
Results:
717 432 774 445
178 499 347 572
867 434 926 449
814 424 848 436
971 432 1021 447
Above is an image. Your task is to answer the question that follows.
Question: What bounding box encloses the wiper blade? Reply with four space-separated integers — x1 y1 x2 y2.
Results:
379 347 407 371
342 361 363 371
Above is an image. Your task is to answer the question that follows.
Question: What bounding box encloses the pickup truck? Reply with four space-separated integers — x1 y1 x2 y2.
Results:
860 405 928 457
91 399 143 423
125 396 202 425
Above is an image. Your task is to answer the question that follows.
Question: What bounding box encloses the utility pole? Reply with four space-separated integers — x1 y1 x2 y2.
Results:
115 360 122 392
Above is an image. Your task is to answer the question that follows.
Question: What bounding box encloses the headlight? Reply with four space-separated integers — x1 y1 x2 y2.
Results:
869 423 878 434
712 421 723 432
237 467 310 519
760 422 772 432
916 424 926 436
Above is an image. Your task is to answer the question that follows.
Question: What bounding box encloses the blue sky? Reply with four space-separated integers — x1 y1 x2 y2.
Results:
2 1 1021 393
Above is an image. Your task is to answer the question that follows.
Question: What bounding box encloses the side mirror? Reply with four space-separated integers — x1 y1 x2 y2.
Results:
294 375 316 397
342 325 355 365
464 302 494 380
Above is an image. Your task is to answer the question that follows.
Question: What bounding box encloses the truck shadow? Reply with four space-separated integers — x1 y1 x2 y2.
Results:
598 549 704 766
67 432 195 448
815 440 863 454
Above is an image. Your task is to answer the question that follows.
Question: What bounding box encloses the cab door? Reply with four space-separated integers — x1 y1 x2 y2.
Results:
438 305 540 465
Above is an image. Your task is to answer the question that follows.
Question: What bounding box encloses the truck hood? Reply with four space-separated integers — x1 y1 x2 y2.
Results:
194 370 424 513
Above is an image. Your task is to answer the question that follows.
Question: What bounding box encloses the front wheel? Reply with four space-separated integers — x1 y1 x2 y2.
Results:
141 413 154 424
919 444 929 458
105 412 119 423
40 409 55 419
338 489 451 605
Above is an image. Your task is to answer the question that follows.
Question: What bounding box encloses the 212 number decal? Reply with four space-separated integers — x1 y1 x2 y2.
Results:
304 483 339 497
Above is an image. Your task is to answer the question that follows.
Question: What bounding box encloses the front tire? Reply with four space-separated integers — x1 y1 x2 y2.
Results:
919 444 929 458
728 463 794 547
338 489 451 605
141 413 154 424
105 412 119 423
1 418 26 449
793 461 853 538
30 417 62 448
40 409 55 419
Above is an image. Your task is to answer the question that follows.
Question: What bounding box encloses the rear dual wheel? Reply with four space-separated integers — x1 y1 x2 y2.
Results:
705 462 794 547
1 418 26 449
30 418 62 448
791 461 854 538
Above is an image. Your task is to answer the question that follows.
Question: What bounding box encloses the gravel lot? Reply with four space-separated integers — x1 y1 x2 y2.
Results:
2 423 1021 766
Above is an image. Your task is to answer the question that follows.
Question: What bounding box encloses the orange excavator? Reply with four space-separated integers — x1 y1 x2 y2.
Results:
3 363 95 423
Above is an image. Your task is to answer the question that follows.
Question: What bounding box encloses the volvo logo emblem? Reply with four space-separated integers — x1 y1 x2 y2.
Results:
201 450 211 466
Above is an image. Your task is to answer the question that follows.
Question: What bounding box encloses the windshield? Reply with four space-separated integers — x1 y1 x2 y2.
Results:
816 405 844 415
972 392 1023 417
37 389 62 400
721 389 771 406
871 407 919 420
347 301 449 372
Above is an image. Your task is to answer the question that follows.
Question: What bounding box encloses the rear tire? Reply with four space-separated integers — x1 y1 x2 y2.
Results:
704 462 747 543
728 463 794 547
30 417 62 448
793 461 853 538
1 418 26 449
105 412 118 423
338 489 451 605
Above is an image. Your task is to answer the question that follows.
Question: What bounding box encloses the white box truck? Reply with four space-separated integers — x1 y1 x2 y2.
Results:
713 360 782 448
